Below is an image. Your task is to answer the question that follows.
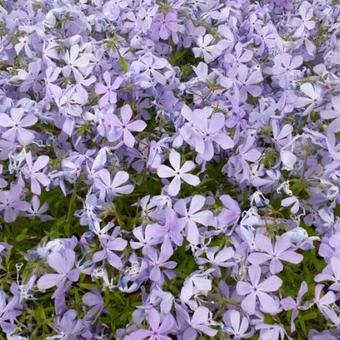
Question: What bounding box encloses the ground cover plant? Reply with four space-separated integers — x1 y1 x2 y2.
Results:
0 0 339 339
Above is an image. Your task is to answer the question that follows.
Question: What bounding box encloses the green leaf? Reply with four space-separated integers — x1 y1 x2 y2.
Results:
119 56 129 73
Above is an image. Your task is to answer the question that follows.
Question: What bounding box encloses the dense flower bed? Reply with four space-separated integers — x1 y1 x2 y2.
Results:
0 0 339 339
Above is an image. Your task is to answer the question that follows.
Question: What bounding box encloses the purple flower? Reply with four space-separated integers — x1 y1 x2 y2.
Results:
0 108 37 145
248 234 303 274
37 249 80 290
22 152 50 195
197 246 235 276
217 194 241 232
95 71 122 108
130 226 160 253
94 170 134 200
314 284 336 318
176 304 218 338
147 207 183 247
145 239 176 283
131 54 170 87
0 290 22 335
315 257 340 291
54 309 90 339
230 64 263 101
82 288 104 320
62 44 91 81
93 235 127 269
0 184 30 222
281 281 308 332
296 83 322 115
127 308 175 340
151 11 184 43
100 104 146 147
223 310 253 338
193 34 226 63
236 265 282 315
174 195 214 245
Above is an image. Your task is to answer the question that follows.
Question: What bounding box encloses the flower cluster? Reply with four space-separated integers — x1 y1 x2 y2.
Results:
0 0 339 339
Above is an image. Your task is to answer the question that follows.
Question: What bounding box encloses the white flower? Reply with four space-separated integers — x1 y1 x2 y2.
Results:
157 149 200 196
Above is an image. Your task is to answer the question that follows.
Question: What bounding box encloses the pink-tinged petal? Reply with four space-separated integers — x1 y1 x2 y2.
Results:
248 265 261 286
17 128 35 145
191 306 209 325
278 251 303 264
35 173 50 186
248 252 271 265
202 140 214 161
111 171 129 188
107 252 123 269
158 314 175 334
127 120 147 132
109 92 117 104
150 266 162 281
215 247 234 263
103 71 111 86
123 129 136 148
148 308 160 331
0 114 14 127
258 275 282 292
37 273 64 290
4 208 16 223
274 235 292 254
112 77 123 89
159 25 170 40
269 258 283 274
242 149 261 162
157 165 175 178
187 220 199 245
32 156 49 172
174 199 187 216
169 149 181 171
236 281 253 296
255 234 273 254
257 292 280 313
31 178 41 196
214 133 234 150
247 70 263 85
120 104 132 124
67 268 80 282
92 250 106 262
127 329 152 339
192 210 213 226
319 291 336 305
181 173 200 186
95 83 108 95
229 310 241 331
50 249 75 273
98 94 109 108
280 150 297 170
180 161 196 173
114 184 134 195
189 195 205 214
167 176 181 196
20 114 38 127
2 128 16 142
281 296 296 310
10 108 25 123
107 238 127 251
300 83 315 99
98 169 111 187
241 292 256 314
